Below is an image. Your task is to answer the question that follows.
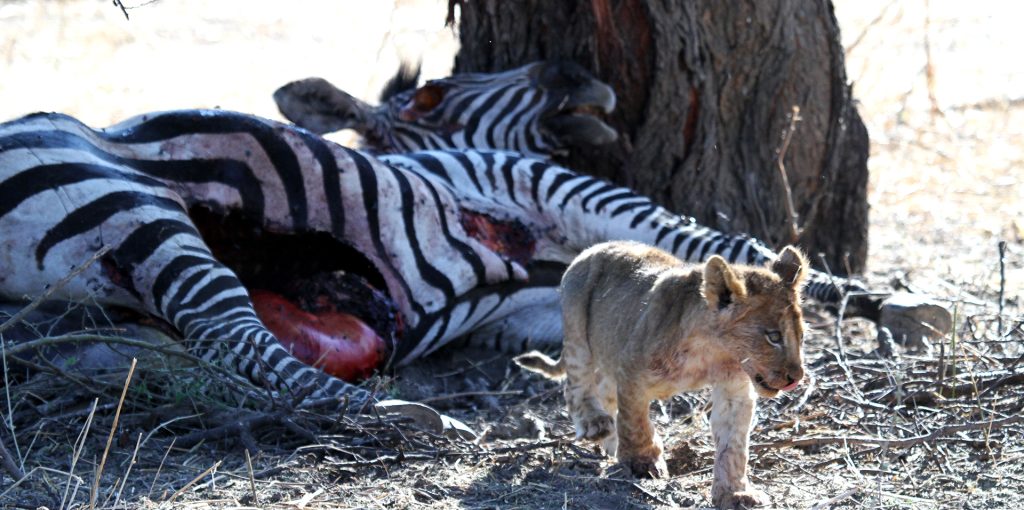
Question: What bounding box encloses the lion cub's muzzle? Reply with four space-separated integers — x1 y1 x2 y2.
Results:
753 363 804 396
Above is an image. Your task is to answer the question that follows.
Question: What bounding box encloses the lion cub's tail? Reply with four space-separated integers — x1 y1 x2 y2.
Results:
514 351 566 380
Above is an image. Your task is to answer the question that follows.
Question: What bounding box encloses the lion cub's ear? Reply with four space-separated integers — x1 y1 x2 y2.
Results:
702 255 748 310
771 245 809 289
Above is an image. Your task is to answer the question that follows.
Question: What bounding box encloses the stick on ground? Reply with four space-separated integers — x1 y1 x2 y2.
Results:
89 357 137 510
0 439 25 481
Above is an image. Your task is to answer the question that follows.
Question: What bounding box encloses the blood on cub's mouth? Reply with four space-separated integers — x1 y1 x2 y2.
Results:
754 374 776 392
753 373 801 394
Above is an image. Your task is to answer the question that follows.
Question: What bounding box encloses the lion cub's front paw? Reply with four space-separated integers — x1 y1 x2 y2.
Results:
714 488 770 509
575 413 615 441
619 454 668 479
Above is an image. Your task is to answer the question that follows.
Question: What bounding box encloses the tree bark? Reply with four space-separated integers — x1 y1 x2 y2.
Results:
451 0 869 273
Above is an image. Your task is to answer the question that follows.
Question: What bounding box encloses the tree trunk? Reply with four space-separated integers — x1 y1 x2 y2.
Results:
451 0 869 273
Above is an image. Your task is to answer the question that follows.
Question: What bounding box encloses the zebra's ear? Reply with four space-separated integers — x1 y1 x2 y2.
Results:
273 77 374 135
398 84 446 122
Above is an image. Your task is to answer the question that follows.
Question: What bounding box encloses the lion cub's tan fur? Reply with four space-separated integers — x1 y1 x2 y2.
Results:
516 241 808 509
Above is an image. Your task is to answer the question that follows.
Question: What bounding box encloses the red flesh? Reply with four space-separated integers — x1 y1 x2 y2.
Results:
251 290 386 382
459 210 535 266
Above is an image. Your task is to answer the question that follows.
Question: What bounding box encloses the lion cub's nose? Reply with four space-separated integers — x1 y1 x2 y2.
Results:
783 365 805 390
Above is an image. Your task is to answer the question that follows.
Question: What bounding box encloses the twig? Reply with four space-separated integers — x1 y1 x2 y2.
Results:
148 437 175 498
950 304 960 392
811 486 862 510
172 409 293 448
777 105 802 244
489 438 574 454
922 0 944 118
62 398 98 510
0 438 25 481
1 466 84 503
784 371 817 416
418 390 522 404
817 255 847 362
245 448 258 505
753 413 1024 450
937 318 946 392
1 328 21 471
112 432 143 509
0 245 110 337
112 0 130 20
844 0 899 57
166 459 222 503
89 357 137 510
324 452 442 468
631 482 672 506
292 487 324 509
998 241 1007 337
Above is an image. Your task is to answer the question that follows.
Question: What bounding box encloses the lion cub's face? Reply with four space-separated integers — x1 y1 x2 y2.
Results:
702 247 808 398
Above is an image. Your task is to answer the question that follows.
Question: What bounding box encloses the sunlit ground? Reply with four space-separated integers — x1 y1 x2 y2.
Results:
836 0 1023 304
0 0 457 133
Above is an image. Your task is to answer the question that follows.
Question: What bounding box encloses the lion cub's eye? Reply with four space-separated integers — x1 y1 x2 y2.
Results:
765 330 783 346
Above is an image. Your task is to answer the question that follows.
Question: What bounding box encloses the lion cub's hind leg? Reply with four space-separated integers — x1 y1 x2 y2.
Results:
558 260 617 446
561 339 616 443
596 374 619 455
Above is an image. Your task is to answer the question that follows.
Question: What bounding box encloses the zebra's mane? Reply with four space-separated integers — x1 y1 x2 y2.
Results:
378 61 422 102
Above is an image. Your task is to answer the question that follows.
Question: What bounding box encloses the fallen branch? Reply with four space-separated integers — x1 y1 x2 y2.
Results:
876 370 1024 407
166 459 222 504
753 413 1024 450
418 390 522 404
0 438 25 481
810 486 861 510
998 240 1007 337
326 452 440 468
90 358 137 510
172 410 298 449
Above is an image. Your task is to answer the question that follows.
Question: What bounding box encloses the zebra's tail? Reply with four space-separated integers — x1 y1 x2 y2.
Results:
514 350 566 379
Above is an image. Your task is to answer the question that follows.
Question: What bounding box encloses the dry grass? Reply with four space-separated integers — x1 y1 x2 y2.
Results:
1 1 1023 508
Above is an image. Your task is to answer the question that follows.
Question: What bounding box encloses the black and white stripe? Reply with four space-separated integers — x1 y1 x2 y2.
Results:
276 61 618 161
379 150 869 362
0 109 867 403
385 67 550 156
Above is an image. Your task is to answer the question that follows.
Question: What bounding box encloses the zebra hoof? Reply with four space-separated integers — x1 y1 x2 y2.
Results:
375 399 478 440
879 293 953 349
440 414 478 441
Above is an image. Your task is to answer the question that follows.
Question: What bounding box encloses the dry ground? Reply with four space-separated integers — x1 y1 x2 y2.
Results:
1 1 1023 509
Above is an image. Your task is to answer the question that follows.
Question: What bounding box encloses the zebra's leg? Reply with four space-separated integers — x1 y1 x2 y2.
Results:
459 293 563 354
802 267 882 320
510 157 883 316
108 229 372 407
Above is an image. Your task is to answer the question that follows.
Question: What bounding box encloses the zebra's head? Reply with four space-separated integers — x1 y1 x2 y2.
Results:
273 61 618 159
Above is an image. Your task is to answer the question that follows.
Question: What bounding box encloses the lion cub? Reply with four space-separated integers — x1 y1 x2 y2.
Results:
516 241 808 509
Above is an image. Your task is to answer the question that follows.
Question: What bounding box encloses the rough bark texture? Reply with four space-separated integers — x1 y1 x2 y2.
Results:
451 0 869 273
